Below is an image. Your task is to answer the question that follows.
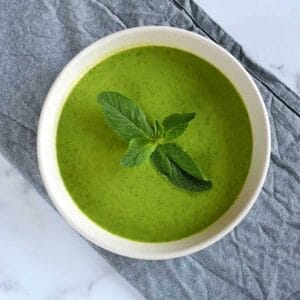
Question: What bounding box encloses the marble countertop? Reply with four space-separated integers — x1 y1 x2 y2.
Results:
0 1 299 299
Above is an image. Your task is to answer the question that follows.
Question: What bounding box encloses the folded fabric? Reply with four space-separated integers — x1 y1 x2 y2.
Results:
0 0 299 299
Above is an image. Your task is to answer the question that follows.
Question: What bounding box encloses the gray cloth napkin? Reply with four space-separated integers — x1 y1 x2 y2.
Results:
1 0 299 299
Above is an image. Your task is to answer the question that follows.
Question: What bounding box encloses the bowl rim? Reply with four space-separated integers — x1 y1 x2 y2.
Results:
37 26 271 260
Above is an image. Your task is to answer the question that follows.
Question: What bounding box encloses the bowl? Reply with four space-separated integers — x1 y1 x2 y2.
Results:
37 26 270 260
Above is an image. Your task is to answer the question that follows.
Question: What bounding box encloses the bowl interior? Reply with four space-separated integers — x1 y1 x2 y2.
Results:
37 27 270 259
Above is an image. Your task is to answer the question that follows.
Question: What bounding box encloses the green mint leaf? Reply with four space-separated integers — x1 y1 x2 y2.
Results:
150 143 212 192
97 91 153 141
162 113 196 142
154 120 165 138
121 138 156 167
156 143 205 179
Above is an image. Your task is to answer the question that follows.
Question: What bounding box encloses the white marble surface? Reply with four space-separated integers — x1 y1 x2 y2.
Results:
0 1 299 299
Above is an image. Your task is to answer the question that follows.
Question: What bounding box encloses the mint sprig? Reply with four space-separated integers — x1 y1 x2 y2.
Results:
97 91 212 192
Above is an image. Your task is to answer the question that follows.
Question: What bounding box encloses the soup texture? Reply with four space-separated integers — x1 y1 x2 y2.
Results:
56 46 252 242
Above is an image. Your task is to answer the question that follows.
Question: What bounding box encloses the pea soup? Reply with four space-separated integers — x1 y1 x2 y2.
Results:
56 46 252 242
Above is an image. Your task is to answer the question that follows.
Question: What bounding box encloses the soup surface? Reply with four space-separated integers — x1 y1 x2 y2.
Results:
56 46 252 242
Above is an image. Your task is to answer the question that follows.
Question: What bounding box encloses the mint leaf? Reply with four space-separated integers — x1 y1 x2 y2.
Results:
98 92 153 141
154 120 165 138
162 113 196 142
157 143 206 179
121 138 156 167
150 143 212 192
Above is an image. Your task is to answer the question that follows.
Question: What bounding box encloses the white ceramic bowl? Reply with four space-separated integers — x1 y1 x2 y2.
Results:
37 26 270 260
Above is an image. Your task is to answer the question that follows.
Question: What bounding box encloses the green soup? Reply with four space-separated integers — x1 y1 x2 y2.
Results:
56 46 252 242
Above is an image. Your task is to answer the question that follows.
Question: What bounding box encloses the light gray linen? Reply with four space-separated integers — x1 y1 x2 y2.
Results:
0 0 299 299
